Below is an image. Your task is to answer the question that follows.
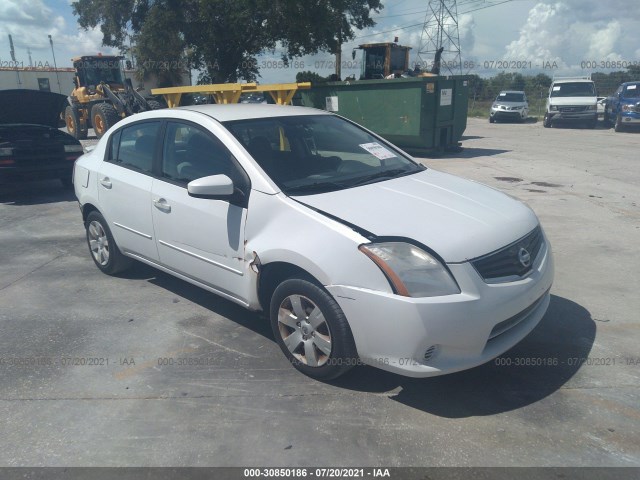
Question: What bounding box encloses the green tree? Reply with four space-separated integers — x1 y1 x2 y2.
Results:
133 5 187 88
296 71 330 84
72 0 382 84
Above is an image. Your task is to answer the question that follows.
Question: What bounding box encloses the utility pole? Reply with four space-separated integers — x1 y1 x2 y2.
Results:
8 34 21 85
417 0 462 75
334 9 342 81
48 34 62 93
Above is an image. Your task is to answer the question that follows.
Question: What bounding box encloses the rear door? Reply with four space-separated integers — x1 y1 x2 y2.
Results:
97 121 161 262
150 120 251 303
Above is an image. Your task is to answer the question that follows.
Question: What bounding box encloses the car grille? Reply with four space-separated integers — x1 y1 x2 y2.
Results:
471 226 544 283
559 106 587 113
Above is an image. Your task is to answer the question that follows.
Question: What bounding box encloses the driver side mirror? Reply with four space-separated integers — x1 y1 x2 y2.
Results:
187 174 234 199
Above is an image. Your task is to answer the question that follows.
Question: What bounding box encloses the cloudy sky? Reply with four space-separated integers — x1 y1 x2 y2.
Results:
1 0 638 83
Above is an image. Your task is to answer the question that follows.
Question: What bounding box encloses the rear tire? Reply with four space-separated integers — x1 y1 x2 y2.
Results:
65 105 88 140
85 211 132 275
270 277 358 380
91 103 120 139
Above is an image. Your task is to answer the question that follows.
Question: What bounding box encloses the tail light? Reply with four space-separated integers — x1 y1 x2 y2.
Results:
64 144 84 161
0 147 15 165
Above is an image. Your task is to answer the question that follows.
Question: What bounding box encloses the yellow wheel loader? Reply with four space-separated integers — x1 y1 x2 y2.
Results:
65 55 163 140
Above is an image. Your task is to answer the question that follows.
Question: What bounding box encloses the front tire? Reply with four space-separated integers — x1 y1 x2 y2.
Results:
543 113 552 128
85 211 132 275
91 103 120 139
270 278 357 380
65 105 88 140
614 115 624 132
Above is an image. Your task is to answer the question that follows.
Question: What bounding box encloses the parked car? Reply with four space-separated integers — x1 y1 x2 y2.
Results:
544 76 598 128
0 90 84 188
489 91 529 123
74 104 554 380
604 82 640 132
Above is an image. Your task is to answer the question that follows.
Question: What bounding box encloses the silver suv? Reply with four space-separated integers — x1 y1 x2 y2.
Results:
489 91 529 123
544 76 597 128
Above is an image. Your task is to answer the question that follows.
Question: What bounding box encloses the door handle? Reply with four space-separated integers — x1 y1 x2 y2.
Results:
99 177 112 189
153 198 171 213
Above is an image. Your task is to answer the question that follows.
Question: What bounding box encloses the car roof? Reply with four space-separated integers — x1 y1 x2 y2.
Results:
178 104 331 122
552 79 593 84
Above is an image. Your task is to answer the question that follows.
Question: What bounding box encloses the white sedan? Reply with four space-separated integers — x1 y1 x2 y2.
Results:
74 104 554 380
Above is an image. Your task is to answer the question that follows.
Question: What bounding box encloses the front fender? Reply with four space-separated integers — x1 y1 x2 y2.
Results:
243 191 393 307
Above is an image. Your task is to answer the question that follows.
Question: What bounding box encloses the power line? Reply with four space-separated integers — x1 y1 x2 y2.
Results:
354 0 516 41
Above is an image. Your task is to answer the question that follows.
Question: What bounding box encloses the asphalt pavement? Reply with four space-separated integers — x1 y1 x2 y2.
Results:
0 118 638 467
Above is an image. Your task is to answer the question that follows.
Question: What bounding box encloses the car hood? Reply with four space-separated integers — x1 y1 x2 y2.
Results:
493 101 527 107
549 97 596 106
293 169 539 263
0 89 67 128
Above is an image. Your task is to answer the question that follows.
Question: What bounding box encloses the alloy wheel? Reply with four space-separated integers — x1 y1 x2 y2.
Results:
277 294 332 367
88 220 110 266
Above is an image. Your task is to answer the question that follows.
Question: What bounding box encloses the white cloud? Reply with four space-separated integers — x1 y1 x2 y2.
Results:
1 0 118 67
586 21 622 62
504 0 637 74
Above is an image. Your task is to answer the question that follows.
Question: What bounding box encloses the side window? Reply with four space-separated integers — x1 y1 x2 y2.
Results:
108 122 160 174
161 122 245 187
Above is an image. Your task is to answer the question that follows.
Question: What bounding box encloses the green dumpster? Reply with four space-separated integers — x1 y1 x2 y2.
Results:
296 76 469 155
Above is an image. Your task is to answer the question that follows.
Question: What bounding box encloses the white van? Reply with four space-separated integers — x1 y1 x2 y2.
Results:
544 76 598 128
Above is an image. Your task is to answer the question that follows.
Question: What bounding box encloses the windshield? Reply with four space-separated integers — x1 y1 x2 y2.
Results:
496 93 524 102
224 115 424 195
79 59 124 86
623 84 640 98
550 82 596 97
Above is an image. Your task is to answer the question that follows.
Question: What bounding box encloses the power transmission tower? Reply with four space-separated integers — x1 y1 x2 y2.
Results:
417 0 462 75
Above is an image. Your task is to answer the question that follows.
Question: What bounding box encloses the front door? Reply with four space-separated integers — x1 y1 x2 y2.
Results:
150 121 250 302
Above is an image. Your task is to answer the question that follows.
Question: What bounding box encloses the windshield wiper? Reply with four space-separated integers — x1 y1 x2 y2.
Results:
348 168 417 188
286 181 348 195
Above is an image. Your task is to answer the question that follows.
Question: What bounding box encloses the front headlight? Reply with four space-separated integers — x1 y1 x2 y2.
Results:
586 105 597 111
622 104 633 112
359 242 460 297
64 144 84 153
549 105 558 111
